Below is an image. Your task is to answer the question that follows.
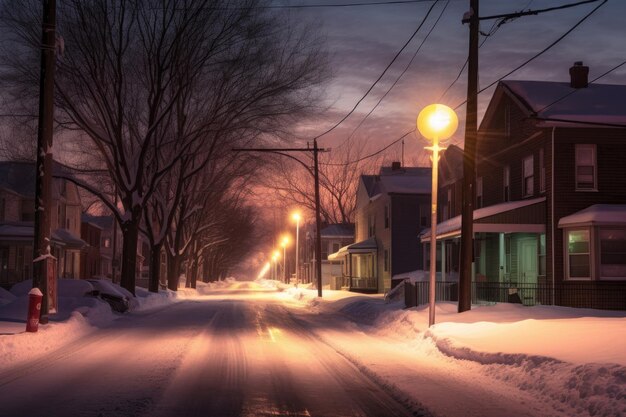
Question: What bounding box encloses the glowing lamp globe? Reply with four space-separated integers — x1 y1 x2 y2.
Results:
417 104 458 142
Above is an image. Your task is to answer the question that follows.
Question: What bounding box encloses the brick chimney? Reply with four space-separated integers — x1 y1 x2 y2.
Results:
569 61 589 88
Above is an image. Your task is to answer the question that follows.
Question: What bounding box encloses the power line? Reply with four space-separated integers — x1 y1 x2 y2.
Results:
463 0 602 23
312 0 441 142
454 0 608 110
332 0 450 152
323 129 414 166
438 0 535 101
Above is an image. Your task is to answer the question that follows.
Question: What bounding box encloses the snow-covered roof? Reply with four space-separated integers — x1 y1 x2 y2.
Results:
558 204 626 228
0 222 88 248
502 80 626 126
379 174 431 195
328 237 377 260
421 197 546 240
81 213 114 230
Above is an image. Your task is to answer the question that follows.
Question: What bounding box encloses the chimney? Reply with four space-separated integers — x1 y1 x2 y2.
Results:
569 61 589 88
391 161 401 171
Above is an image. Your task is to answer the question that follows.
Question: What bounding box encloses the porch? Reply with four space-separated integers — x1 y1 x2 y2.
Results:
328 237 378 293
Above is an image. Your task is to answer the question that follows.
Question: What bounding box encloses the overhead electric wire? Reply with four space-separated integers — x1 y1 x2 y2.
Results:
329 0 450 153
323 129 415 166
453 0 608 110
311 0 441 142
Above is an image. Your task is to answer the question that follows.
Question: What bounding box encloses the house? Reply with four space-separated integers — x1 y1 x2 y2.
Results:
329 163 431 293
80 217 102 279
422 62 626 309
0 161 87 288
302 223 354 289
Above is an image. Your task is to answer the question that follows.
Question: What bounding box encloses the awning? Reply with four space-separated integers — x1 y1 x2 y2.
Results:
421 197 546 241
558 204 626 228
328 237 377 260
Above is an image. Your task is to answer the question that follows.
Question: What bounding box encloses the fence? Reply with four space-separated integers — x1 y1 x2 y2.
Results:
404 280 626 311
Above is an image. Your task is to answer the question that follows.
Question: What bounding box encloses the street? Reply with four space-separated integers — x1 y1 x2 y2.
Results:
0 284 425 417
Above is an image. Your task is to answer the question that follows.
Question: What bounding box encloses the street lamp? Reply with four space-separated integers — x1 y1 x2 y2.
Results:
280 235 290 283
292 212 301 287
417 104 458 327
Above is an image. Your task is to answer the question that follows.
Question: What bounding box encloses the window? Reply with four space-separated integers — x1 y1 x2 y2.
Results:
384 249 389 272
103 238 111 248
445 188 453 220
0 198 4 221
599 228 626 279
368 215 375 237
420 205 429 228
523 155 534 197
384 205 389 229
539 149 546 193
566 229 591 280
503 166 510 202
575 144 597 190
476 177 483 208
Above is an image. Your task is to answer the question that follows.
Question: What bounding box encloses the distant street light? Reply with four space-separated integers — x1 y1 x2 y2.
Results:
292 212 301 287
272 250 280 281
417 104 458 327
280 235 290 283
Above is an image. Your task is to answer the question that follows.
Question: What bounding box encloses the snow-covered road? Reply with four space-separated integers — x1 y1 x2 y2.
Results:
0 285 420 417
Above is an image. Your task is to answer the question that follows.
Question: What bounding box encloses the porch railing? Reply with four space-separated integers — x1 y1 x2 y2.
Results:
341 276 377 291
405 280 626 311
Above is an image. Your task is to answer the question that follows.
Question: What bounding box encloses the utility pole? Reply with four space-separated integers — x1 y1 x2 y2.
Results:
459 0 478 313
232 145 328 297
313 139 323 297
32 0 57 324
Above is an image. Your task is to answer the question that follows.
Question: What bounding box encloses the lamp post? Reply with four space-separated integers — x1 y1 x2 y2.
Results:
292 212 301 287
272 250 280 281
281 236 290 283
417 104 458 327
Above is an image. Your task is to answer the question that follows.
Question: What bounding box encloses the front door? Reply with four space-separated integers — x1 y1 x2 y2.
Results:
518 237 538 285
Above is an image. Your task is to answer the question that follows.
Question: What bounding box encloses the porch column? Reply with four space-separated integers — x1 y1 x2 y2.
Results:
440 240 446 283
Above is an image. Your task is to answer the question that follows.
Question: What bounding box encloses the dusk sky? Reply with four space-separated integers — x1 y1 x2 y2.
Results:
292 0 626 165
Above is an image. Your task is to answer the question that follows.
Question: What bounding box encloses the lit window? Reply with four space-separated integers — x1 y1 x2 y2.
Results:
599 228 626 280
523 155 534 197
575 144 597 190
566 229 591 280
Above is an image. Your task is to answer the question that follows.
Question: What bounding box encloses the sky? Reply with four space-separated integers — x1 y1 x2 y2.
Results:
289 0 626 166
1 278 625 417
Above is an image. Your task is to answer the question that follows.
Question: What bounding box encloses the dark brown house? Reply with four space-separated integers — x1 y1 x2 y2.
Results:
423 62 626 309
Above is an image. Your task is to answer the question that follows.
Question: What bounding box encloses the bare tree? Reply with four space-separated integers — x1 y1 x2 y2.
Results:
2 0 328 294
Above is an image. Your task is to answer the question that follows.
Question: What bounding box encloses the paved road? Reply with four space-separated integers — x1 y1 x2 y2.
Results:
0 289 426 417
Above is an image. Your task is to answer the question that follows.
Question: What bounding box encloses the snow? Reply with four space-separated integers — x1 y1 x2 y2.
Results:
558 204 626 227
1 277 625 417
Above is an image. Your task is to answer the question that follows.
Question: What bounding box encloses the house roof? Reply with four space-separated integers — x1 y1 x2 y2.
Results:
558 204 626 228
81 213 114 230
328 237 377 260
0 222 88 248
321 223 354 238
0 160 78 199
360 166 431 200
501 80 626 127
420 197 546 240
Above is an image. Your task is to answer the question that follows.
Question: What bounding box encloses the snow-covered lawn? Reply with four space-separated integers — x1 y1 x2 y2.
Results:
1 277 624 417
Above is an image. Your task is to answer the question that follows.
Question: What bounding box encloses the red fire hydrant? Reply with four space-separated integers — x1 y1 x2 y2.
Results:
26 288 43 333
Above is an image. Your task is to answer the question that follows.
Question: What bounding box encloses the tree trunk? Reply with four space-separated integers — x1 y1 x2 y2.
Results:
120 220 139 296
148 242 162 293
166 251 181 291
190 259 198 289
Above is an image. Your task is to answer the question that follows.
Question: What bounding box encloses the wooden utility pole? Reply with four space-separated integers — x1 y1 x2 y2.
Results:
32 0 57 324
313 139 323 298
459 0 479 313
